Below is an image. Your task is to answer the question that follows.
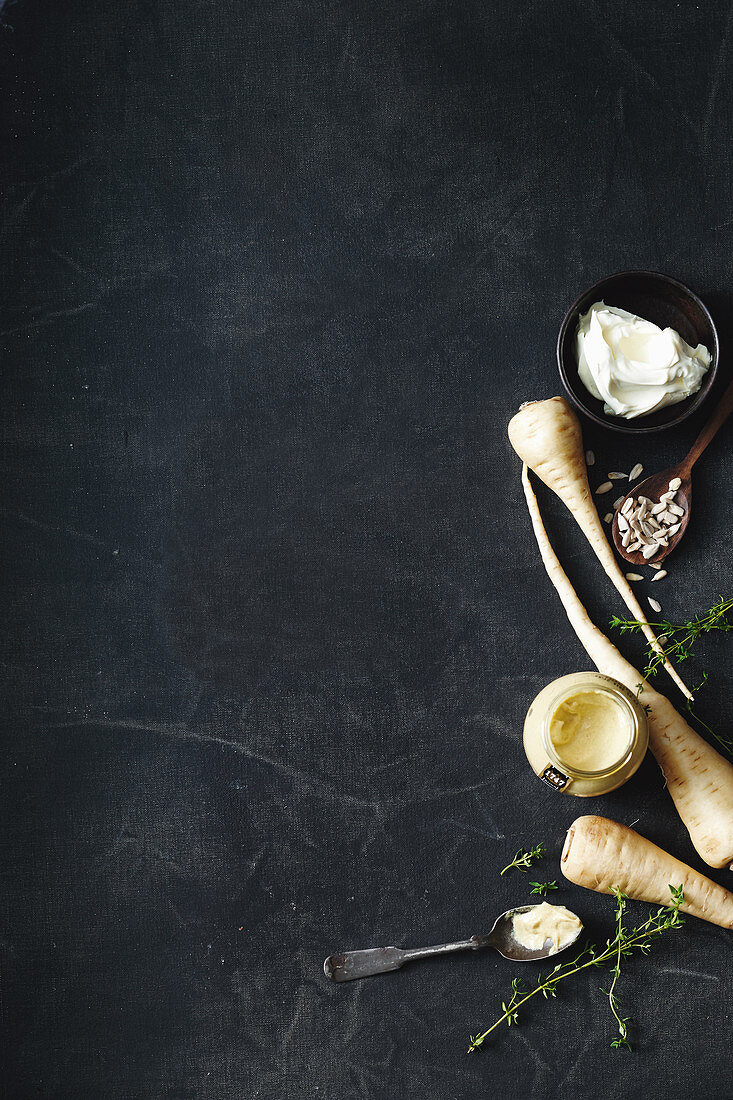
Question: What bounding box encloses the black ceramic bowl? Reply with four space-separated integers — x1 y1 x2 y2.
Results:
557 271 718 434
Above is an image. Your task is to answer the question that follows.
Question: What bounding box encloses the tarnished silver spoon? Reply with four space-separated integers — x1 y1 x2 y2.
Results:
323 904 583 982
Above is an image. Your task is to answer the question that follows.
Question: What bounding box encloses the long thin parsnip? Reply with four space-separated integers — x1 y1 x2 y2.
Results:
508 397 692 699
562 816 733 929
521 464 733 870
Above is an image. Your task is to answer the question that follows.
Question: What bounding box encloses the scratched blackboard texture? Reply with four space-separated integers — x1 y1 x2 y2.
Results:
2 1 733 1097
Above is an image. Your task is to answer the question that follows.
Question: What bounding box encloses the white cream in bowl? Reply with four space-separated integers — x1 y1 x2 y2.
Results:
577 301 710 419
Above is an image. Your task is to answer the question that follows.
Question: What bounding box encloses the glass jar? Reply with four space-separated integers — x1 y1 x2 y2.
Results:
523 672 649 797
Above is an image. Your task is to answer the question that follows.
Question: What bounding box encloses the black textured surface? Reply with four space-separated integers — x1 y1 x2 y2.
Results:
2 2 733 1098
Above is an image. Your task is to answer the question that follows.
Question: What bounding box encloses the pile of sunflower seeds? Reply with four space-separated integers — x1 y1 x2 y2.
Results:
617 476 685 561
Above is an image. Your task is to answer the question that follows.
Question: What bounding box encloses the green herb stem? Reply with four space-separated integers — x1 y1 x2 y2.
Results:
529 881 558 896
468 886 684 1054
500 843 546 876
610 596 733 756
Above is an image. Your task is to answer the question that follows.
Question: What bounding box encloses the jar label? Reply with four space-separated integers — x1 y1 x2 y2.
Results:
541 764 569 791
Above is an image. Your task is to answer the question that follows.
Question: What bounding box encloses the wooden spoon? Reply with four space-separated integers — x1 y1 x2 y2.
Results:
612 377 733 566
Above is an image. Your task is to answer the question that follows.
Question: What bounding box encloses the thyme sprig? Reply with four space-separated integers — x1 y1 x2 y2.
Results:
468 885 685 1054
500 843 546 876
604 889 632 1049
529 881 558 896
611 596 733 756
610 596 733 680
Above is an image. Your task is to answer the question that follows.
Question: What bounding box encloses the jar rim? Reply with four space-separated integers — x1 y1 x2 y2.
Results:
540 678 639 779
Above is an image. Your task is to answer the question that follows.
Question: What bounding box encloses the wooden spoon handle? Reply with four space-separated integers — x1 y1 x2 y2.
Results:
683 375 733 472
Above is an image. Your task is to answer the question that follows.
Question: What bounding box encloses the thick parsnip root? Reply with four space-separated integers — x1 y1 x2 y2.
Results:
521 465 733 870
508 397 692 700
562 816 733 929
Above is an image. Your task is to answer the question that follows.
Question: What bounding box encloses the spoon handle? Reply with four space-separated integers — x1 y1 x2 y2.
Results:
324 936 482 982
683 376 733 472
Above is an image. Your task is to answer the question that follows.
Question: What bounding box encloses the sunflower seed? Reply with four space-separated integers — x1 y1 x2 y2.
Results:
651 502 667 515
618 514 630 532
660 491 675 504
642 543 659 559
621 529 632 547
604 512 613 523
666 522 682 535
638 499 648 520
628 540 644 552
596 481 613 494
625 573 644 581
668 477 681 490
586 450 595 466
613 496 625 509
652 570 667 581
629 463 643 480
648 597 662 612
608 471 627 480
621 497 634 516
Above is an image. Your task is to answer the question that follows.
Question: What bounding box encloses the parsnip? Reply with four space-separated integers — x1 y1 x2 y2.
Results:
508 397 692 699
521 464 733 870
562 815 733 929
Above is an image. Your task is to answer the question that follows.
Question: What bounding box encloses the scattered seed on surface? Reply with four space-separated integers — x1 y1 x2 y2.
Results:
596 481 613 494
613 496 625 509
648 597 662 612
625 573 644 581
608 471 627 480
604 512 613 523
652 570 667 581
629 463 643 480
586 450 595 466
668 477 681 490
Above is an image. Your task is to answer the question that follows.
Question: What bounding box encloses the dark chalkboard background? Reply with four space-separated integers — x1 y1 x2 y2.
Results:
2 2 732 1097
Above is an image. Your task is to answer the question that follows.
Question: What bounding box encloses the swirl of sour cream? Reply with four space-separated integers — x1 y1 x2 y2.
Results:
576 301 710 419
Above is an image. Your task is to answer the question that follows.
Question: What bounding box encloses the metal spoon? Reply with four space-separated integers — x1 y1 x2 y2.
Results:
612 376 733 566
323 904 583 982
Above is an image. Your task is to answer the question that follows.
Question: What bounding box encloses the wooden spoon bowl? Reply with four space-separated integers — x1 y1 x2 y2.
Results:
612 469 691 567
612 375 733 566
